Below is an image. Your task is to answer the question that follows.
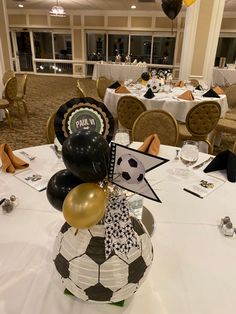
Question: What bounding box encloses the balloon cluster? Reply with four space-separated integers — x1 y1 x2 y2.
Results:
161 0 182 20
47 130 110 229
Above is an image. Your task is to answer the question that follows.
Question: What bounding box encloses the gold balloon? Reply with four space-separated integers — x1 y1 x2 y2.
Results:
183 0 197 7
63 183 106 229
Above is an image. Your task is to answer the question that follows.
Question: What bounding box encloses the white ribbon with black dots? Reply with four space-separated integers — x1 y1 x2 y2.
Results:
104 195 139 259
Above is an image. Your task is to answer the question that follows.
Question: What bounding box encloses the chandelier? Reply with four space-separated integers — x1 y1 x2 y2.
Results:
49 0 66 17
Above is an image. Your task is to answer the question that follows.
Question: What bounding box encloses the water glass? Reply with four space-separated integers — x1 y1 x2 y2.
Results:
114 129 130 146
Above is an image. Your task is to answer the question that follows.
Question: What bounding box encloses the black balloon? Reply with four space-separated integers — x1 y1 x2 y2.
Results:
47 169 83 211
161 0 182 20
141 72 150 81
62 130 110 182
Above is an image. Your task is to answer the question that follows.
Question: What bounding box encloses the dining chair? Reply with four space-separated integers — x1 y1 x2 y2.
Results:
16 74 29 118
222 84 236 121
76 80 86 98
46 111 56 143
178 101 221 154
2 70 15 86
0 98 12 128
233 141 236 154
132 109 179 146
117 96 147 132
96 76 113 100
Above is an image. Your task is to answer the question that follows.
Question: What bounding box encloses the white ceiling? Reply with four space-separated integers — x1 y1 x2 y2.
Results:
5 0 235 12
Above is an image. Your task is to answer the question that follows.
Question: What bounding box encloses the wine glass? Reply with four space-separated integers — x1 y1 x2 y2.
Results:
180 140 199 177
114 129 130 146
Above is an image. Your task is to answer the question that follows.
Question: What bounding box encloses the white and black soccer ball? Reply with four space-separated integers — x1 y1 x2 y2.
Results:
146 78 161 93
53 218 153 303
116 154 145 185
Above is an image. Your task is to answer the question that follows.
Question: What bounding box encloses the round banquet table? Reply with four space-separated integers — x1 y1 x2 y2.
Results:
104 86 228 122
0 144 236 314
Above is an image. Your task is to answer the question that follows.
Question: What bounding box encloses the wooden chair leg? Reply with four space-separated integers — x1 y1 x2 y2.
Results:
4 108 13 128
22 99 29 118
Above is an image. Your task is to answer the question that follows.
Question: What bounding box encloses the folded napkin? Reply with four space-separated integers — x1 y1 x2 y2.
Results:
174 80 185 87
0 143 29 173
202 88 220 98
177 90 194 101
138 134 160 156
204 150 236 182
108 81 121 89
213 86 225 95
115 86 130 94
144 88 155 99
195 84 203 91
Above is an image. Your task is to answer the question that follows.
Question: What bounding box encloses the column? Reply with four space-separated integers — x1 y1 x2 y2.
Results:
179 0 225 85
0 0 12 78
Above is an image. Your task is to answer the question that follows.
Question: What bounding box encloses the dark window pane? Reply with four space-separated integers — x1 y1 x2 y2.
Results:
215 38 236 66
152 37 175 64
86 64 94 76
9 32 14 57
55 63 73 74
86 33 106 61
16 32 33 71
33 32 53 59
108 34 128 62
54 34 72 60
130 35 151 63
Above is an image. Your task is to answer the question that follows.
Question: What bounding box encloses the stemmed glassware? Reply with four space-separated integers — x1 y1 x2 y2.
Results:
179 140 199 177
114 129 130 146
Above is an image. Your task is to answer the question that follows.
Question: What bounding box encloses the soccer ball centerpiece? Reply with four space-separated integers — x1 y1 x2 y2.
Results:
146 77 161 93
47 130 154 304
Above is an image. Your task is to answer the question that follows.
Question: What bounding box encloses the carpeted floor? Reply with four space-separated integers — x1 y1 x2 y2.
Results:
0 74 235 153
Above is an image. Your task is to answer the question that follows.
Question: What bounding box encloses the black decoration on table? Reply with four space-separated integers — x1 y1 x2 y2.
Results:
144 88 155 99
204 150 236 182
202 88 220 98
108 81 121 89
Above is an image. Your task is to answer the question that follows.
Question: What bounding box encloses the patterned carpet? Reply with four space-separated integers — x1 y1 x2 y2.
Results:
0 74 235 153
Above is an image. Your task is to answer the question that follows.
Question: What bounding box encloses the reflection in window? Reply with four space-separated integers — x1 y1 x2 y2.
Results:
130 35 152 63
152 37 175 64
108 34 128 61
215 38 236 66
33 32 53 59
87 33 106 61
36 62 54 73
55 63 73 74
54 34 72 60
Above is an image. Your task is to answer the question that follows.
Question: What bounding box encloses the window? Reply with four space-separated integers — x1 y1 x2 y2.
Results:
33 32 53 59
108 34 129 61
215 37 236 66
152 37 176 64
87 33 106 61
54 34 72 60
130 35 152 63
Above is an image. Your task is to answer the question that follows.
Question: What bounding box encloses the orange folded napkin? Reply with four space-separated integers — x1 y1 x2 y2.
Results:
213 86 225 95
177 90 194 101
115 86 130 94
138 134 160 156
0 143 29 173
174 80 185 87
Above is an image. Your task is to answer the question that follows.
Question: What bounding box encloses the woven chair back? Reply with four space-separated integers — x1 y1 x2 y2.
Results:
46 111 56 144
5 77 17 102
224 84 236 109
96 76 113 100
185 101 221 137
2 70 15 86
117 96 147 130
132 109 179 146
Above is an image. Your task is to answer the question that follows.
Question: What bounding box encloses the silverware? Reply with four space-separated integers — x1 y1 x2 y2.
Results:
193 156 214 169
19 151 36 161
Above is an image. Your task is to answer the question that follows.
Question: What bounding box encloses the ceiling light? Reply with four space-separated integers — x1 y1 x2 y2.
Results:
131 5 136 9
18 4 24 8
49 0 66 17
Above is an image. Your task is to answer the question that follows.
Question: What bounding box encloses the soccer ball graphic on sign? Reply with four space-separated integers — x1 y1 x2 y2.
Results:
116 154 145 185
53 218 153 303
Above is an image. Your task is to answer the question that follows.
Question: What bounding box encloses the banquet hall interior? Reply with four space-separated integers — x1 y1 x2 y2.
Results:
0 0 236 152
2 1 236 314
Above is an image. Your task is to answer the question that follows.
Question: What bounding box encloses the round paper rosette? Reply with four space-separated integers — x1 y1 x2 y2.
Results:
53 217 153 303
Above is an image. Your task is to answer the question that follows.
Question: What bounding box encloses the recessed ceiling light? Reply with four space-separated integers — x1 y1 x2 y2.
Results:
131 5 136 9
18 4 24 8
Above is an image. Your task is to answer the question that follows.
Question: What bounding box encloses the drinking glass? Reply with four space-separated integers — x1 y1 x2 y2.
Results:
180 140 199 177
114 129 130 146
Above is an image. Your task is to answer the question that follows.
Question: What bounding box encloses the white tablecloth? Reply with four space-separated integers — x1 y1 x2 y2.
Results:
92 63 148 81
1 144 236 314
212 67 236 86
104 86 228 122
